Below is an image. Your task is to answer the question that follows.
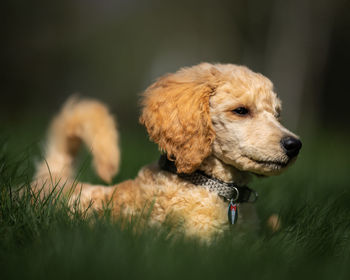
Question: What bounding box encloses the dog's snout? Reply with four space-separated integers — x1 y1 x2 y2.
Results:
280 136 302 158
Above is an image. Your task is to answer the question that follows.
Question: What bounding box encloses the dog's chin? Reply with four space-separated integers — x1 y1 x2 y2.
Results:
240 154 293 176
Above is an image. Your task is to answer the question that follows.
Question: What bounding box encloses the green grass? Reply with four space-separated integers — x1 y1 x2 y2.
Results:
1 122 350 280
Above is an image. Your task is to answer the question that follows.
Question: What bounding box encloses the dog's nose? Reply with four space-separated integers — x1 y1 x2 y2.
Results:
280 136 302 158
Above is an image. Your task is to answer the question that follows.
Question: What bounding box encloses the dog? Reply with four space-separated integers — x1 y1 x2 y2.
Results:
33 63 302 241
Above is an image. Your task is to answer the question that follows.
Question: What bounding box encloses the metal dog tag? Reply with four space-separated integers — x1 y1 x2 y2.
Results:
228 200 238 224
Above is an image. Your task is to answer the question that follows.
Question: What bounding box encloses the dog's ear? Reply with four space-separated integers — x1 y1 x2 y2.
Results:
140 64 221 173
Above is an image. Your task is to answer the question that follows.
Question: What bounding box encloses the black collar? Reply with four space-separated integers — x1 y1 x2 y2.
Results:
158 155 258 203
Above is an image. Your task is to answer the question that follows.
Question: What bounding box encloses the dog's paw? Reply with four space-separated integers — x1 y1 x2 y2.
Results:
267 214 281 232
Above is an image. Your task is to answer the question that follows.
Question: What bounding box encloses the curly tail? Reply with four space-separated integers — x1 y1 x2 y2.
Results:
35 97 120 186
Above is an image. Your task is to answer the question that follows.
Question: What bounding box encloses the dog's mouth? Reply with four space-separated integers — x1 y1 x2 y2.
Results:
243 155 290 169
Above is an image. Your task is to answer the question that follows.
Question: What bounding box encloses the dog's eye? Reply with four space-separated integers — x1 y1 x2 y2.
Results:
232 107 249 115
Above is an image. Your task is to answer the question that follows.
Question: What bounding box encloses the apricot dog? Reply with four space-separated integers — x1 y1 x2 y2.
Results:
33 63 301 240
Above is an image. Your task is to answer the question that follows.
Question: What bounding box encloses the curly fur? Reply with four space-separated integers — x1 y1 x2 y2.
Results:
32 63 301 241
140 65 221 173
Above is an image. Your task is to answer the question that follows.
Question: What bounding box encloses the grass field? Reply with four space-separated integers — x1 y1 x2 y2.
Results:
1 119 350 280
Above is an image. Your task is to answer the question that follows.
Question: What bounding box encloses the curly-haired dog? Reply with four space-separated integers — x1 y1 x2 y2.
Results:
33 63 302 240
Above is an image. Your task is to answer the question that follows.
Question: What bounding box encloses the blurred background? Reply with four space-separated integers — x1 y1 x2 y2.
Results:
2 0 349 133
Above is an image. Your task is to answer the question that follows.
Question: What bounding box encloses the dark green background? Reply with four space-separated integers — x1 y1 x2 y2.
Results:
2 0 349 132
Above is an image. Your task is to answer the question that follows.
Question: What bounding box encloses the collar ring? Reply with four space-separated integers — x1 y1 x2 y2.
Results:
231 187 239 201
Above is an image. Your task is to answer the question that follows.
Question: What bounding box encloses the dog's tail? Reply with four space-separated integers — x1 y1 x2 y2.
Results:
34 97 120 186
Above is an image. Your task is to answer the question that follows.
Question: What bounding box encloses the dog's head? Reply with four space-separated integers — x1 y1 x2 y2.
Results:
140 63 301 176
